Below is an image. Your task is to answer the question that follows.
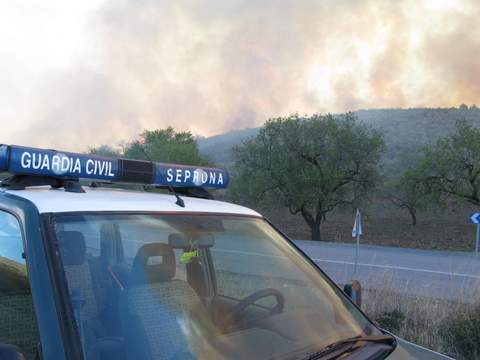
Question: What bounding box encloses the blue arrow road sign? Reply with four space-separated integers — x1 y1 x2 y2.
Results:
469 213 480 224
470 213 480 253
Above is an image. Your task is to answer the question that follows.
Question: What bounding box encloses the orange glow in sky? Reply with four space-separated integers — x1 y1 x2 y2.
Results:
1 0 479 149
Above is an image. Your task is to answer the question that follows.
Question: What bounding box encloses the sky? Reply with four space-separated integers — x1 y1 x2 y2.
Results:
1 0 479 150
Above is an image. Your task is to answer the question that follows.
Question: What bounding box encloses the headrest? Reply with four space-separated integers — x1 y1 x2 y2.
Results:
57 231 86 266
168 233 215 249
130 243 175 285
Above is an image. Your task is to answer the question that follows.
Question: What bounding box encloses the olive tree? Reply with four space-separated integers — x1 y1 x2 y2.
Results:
420 120 480 207
231 113 385 240
88 144 122 158
125 127 213 165
382 150 442 226
90 127 213 166
385 168 432 226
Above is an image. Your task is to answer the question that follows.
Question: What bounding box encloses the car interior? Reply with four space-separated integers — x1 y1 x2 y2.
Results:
56 217 351 360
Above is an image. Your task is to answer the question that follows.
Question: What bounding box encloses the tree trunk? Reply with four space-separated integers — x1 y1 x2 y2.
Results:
310 224 322 241
300 209 323 241
408 207 417 226
310 223 321 241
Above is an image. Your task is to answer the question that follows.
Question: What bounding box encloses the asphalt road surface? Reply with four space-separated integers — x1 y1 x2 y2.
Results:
85 219 480 303
295 240 480 302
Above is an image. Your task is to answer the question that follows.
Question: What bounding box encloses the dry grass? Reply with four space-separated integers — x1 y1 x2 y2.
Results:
364 289 457 355
260 198 479 251
360 279 480 359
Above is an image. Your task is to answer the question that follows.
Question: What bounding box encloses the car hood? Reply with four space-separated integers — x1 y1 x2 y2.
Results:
387 338 453 360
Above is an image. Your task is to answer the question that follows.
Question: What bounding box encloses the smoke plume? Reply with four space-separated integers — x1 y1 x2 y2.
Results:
8 0 480 150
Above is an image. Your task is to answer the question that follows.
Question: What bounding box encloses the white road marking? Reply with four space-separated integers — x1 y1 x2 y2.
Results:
312 259 480 280
214 248 480 280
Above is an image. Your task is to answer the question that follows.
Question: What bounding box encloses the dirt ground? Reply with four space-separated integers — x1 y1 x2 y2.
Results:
260 199 479 252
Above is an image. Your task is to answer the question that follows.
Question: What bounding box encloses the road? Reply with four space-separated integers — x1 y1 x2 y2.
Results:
295 240 480 302
86 221 480 302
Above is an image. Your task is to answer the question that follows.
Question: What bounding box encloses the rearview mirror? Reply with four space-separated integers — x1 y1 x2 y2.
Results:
0 344 25 360
343 280 362 307
168 233 215 249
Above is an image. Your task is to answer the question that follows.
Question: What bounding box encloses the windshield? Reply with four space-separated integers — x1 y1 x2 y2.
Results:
52 213 378 360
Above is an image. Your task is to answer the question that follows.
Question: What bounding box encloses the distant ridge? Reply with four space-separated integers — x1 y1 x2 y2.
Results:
197 127 260 167
198 107 480 169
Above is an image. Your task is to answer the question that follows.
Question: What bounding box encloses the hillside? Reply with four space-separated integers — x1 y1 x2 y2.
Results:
198 106 480 250
198 107 480 168
197 127 259 168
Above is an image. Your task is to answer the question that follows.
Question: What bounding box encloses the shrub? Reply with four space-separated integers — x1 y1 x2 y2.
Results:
361 282 476 358
440 303 480 359
374 310 405 334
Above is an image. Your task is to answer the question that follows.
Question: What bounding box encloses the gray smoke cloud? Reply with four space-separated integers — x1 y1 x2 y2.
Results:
10 0 480 150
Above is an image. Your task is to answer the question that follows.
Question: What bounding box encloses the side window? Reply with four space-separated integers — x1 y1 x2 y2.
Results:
0 211 40 359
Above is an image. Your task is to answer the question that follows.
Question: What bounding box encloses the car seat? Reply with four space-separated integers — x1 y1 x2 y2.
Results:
121 243 199 360
57 231 99 360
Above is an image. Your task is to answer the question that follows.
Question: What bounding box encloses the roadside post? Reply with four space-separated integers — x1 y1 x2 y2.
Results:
469 212 480 253
352 208 362 273
343 280 362 307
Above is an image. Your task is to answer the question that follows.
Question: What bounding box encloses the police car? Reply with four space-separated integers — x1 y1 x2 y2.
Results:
0 145 451 360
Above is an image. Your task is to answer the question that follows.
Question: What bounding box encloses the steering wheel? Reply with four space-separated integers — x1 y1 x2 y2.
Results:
221 288 285 332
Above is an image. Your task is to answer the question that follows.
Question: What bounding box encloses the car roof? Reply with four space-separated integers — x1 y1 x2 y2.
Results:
0 186 261 216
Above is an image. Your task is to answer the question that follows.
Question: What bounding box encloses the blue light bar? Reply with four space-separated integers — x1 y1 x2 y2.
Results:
155 164 227 189
5 145 119 180
0 144 229 189
0 145 7 172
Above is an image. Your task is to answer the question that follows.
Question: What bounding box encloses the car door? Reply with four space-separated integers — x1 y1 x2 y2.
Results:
0 210 41 359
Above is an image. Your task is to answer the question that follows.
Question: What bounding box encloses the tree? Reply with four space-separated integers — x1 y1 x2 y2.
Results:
230 113 385 240
385 168 431 226
382 150 441 226
420 120 480 207
88 145 122 158
124 127 213 165
89 127 213 166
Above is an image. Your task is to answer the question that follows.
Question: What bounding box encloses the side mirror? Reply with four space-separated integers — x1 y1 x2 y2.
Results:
0 344 25 360
344 280 362 307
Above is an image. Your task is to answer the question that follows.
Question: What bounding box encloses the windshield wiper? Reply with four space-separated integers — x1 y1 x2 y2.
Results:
301 334 396 360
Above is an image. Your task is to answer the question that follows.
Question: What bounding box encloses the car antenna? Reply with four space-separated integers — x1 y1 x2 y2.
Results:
138 146 185 208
